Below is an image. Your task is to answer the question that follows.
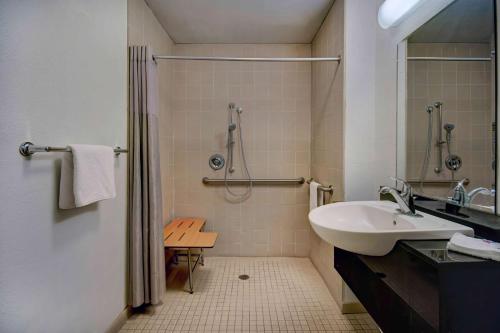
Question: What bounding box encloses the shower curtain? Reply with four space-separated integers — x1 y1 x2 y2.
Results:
128 46 165 307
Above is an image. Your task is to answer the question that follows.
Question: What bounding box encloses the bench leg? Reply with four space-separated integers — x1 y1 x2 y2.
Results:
187 248 193 294
200 248 205 266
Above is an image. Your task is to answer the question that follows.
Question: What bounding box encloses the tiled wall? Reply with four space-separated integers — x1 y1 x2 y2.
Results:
171 44 312 256
309 0 345 308
407 43 495 205
128 0 175 221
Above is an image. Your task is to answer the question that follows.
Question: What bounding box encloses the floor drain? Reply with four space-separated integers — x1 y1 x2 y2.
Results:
238 274 250 280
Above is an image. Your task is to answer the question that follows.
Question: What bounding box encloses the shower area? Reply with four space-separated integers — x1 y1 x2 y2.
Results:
406 41 496 206
168 44 316 257
127 0 349 308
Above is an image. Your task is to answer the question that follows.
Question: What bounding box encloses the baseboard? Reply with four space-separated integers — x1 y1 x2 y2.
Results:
105 306 132 333
341 302 366 314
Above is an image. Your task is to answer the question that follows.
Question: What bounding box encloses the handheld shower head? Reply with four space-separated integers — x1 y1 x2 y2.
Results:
426 106 433 113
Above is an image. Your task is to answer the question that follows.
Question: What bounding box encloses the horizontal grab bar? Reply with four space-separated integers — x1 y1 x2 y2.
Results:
19 142 128 157
202 177 305 185
407 57 492 62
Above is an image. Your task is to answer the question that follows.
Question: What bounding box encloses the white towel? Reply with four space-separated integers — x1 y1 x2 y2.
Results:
309 181 324 211
59 144 116 209
447 233 500 261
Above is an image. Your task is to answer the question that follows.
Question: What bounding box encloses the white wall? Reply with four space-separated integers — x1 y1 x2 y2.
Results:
0 1 128 332
343 0 380 201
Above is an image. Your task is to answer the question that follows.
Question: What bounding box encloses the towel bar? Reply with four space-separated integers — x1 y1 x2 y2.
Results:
19 142 128 157
306 178 334 195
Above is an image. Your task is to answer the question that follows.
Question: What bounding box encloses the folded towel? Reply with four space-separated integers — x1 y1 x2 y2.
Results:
309 181 324 211
447 233 500 261
59 144 116 209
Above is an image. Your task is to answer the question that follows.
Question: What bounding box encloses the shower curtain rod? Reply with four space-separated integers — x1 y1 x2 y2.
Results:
407 56 492 62
152 55 341 62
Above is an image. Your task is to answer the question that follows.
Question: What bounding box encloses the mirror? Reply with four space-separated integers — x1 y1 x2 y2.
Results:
397 0 497 213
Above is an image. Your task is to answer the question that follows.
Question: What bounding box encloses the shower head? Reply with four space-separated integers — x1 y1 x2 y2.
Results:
444 123 455 133
426 106 433 113
228 123 237 132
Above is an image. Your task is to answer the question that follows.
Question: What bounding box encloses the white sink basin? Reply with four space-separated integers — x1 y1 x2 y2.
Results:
309 201 474 256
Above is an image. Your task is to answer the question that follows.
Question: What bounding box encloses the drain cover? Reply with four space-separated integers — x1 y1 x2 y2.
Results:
238 274 250 280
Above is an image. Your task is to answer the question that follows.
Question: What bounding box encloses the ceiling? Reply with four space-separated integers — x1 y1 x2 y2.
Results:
409 0 494 43
145 0 335 44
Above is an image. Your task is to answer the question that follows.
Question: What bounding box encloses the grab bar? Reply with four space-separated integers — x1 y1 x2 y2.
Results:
19 141 128 157
306 178 334 195
202 177 305 185
406 178 469 186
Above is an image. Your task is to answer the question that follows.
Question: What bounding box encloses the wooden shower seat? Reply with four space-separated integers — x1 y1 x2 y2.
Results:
163 217 217 293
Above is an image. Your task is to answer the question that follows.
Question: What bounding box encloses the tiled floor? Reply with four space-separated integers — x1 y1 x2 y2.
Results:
120 257 379 332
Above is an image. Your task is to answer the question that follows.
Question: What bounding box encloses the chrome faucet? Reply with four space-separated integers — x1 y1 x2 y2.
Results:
449 178 494 206
379 178 418 216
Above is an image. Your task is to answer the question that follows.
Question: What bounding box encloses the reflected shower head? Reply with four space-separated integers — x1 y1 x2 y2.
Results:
444 123 455 133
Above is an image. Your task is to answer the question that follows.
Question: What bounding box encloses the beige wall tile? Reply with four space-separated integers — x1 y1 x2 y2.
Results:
309 0 345 308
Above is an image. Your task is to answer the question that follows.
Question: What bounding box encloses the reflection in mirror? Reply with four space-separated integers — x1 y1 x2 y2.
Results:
400 0 496 213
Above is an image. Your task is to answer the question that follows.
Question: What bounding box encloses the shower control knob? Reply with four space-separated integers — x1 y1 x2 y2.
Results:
209 154 225 170
445 155 462 171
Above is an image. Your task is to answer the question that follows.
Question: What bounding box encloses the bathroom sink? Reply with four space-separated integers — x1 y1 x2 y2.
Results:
309 201 474 256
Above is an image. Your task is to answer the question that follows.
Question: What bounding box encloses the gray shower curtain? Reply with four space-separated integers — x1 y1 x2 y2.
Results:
128 46 165 307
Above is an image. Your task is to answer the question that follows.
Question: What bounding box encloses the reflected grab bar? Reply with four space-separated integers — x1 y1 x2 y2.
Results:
406 178 470 186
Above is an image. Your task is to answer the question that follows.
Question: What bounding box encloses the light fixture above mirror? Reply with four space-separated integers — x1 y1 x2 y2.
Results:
378 0 427 29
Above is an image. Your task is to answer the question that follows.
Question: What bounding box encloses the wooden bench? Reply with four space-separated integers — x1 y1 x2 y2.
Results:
163 217 217 293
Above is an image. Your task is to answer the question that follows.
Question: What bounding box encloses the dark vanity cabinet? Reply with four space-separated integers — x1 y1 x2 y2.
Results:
335 241 500 333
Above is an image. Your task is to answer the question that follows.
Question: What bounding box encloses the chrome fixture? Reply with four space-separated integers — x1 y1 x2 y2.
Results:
224 103 252 201
152 55 342 63
449 179 494 207
379 178 419 216
434 102 444 174
444 123 462 171
226 103 242 174
202 177 305 185
208 154 225 170
19 141 128 157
